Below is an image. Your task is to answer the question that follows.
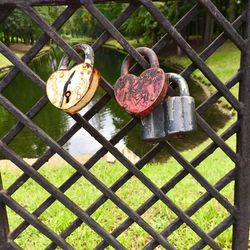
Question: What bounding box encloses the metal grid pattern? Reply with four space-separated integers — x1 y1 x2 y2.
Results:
0 0 249 249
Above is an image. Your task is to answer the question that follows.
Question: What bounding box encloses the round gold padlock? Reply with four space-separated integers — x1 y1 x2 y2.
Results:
46 44 100 114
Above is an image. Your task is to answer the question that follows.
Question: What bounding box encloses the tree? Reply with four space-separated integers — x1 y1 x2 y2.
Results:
0 2 244 47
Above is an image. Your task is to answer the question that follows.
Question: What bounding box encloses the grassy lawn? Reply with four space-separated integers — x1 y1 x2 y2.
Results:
166 41 240 107
0 41 239 249
165 40 239 154
1 154 234 249
0 43 50 69
0 51 23 68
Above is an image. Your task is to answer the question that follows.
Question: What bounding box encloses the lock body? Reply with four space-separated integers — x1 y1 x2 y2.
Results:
114 47 169 117
165 95 196 135
141 73 196 141
46 44 100 114
141 103 166 141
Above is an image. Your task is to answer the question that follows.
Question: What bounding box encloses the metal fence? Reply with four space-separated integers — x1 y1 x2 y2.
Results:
0 0 249 249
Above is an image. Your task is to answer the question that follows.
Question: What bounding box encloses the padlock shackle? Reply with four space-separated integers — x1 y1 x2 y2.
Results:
121 47 160 76
58 44 94 70
168 73 190 96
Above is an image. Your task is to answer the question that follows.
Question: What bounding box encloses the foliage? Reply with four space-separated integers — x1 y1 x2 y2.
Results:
0 9 40 44
0 1 244 45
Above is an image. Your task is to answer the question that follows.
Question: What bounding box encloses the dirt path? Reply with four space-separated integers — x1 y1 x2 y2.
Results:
9 43 33 53
0 145 140 170
0 154 93 170
9 43 50 53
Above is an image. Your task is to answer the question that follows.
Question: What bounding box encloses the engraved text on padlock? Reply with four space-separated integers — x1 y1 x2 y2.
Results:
114 47 169 117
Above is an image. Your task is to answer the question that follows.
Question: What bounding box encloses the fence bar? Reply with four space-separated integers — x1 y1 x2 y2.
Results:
0 141 126 250
232 0 250 249
197 0 245 52
0 5 78 92
139 0 241 113
0 0 156 6
192 216 234 250
97 122 238 249
1 193 74 250
0 174 9 250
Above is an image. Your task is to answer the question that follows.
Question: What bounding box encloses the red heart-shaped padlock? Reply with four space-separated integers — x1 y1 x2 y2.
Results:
114 47 168 117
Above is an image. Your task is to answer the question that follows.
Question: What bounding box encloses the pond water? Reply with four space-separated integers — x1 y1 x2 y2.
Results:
0 47 230 160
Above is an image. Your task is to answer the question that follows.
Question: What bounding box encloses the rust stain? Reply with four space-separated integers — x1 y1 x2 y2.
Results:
46 63 100 114
114 67 168 117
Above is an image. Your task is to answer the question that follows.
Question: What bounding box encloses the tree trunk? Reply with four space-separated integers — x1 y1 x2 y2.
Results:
4 32 10 45
176 0 182 56
203 13 214 46
228 0 236 22
152 28 158 44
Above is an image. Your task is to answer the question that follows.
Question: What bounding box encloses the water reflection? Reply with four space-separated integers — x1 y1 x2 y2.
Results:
0 47 231 160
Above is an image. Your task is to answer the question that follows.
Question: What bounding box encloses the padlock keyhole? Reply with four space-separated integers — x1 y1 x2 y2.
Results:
65 91 71 103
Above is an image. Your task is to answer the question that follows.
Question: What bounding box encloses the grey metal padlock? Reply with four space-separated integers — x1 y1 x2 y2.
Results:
141 73 196 141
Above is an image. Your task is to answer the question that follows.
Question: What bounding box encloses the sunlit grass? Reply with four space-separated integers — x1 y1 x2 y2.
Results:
0 52 23 68
166 41 240 102
1 153 234 249
0 44 50 68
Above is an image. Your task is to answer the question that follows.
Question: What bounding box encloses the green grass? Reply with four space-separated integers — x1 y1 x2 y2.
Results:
0 51 23 78
166 41 240 107
0 51 23 68
1 153 234 249
0 44 50 68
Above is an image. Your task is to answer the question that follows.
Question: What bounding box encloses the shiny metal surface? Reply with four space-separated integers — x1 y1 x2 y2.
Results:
141 73 196 141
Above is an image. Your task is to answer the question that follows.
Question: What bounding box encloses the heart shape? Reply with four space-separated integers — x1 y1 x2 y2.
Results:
114 67 167 117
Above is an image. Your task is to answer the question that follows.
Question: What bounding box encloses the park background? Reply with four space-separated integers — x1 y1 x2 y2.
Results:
0 1 244 249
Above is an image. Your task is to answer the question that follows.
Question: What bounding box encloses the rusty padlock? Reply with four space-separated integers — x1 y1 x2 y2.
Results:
141 73 197 141
114 47 169 117
46 44 100 114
